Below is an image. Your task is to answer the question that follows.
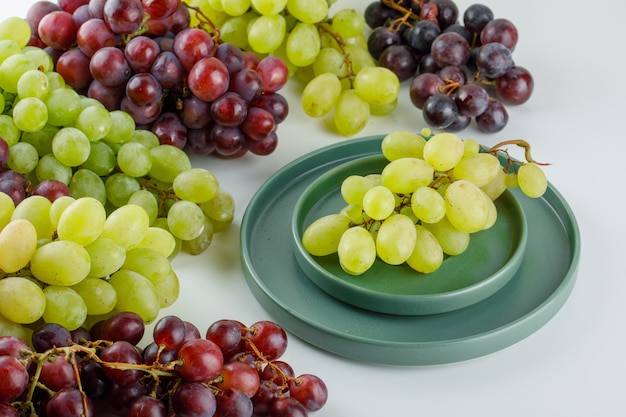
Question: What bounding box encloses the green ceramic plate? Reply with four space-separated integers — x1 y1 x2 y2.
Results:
240 136 580 366
291 154 528 316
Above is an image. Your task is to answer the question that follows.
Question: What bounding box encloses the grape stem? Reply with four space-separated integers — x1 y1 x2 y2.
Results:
183 4 221 44
487 139 550 166
381 0 422 23
315 23 357 84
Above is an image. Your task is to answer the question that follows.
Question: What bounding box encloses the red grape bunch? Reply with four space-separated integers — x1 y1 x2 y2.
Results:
365 0 534 133
26 0 290 158
0 311 328 417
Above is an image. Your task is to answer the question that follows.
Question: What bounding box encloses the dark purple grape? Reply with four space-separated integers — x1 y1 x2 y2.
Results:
126 395 167 417
103 0 144 34
475 42 513 79
431 32 470 67
125 35 161 73
268 397 308 417
88 80 125 111
31 179 71 202
39 353 78 391
143 342 178 365
153 315 187 351
476 98 508 132
179 94 213 129
0 170 28 189
172 383 216 417
378 44 418 81
150 51 185 89
0 138 9 168
100 311 145 345
402 20 440 55
445 111 471 132
152 112 188 148
454 83 490 117
495 65 534 105
437 65 466 85
0 180 25 206
367 26 402 60
215 388 254 417
422 93 458 128
240 107 275 141
79 361 110 398
99 341 144 386
210 92 248 127
364 2 398 29
46 387 95 417
229 68 263 103
186 127 215 155
105 381 147 416
418 53 441 74
409 73 445 109
245 130 278 156
56 49 93 90
211 124 245 157
215 42 245 75
481 18 518 51
32 323 72 353
253 93 289 124
443 23 472 45
430 0 459 30
121 97 162 125
463 3 494 34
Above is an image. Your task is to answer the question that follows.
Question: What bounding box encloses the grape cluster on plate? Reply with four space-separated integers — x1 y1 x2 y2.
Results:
0 311 328 417
364 0 534 133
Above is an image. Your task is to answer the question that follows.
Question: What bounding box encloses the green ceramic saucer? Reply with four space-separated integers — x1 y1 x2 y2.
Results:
240 135 580 366
291 154 528 316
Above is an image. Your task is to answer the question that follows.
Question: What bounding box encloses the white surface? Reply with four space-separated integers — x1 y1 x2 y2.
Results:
4 1 626 415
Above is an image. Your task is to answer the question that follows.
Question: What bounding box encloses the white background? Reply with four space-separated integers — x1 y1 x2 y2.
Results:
4 0 626 416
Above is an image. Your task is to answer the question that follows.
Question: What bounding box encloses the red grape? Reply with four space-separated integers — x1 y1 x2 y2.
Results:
176 339 224 382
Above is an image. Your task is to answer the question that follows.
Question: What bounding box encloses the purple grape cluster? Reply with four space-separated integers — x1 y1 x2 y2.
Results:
0 311 328 417
365 0 534 133
26 0 290 158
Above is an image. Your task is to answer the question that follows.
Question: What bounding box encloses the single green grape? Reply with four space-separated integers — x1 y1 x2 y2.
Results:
35 153 73 184
362 185 395 221
0 219 37 273
17 69 50 100
422 132 465 172
109 269 161 323
301 72 342 118
117 142 153 177
7 142 39 174
406 225 444 274
337 226 376 275
381 131 426 161
517 163 548 198
84 237 126 278
331 8 366 39
100 203 150 250
105 173 141 207
57 197 107 246
333 89 370 136
0 277 46 324
30 240 91 286
286 22 320 67
375 214 417 265
381 157 435 194
149 144 192 183
123 247 173 285
248 14 286 54
73 105 112 141
52 127 91 167
166 200 206 241
173 168 219 204
71 277 117 316
13 96 48 132
44 87 82 126
302 213 351 257
0 16 32 48
10 195 54 240
42 286 88 331
69 168 107 205
286 0 328 23
128 189 159 225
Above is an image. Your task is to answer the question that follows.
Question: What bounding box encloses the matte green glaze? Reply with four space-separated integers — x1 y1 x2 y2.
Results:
240 136 580 366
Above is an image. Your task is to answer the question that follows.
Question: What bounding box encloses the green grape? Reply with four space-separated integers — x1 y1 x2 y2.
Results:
381 130 426 161
69 168 107 205
482 191 498 230
71 277 117 316
173 168 219 204
46 71 65 90
480 168 507 201
340 175 378 205
0 114 21 146
353 66 399 105
452 153 502 187
312 48 348 78
30 240 91 286
0 219 37 273
42 286 87 331
422 132 465 172
0 192 15 229
339 203 364 223
406 224 444 274
136 226 177 258
123 247 173 285
301 73 342 118
166 200 206 241
517 163 547 198
44 87 81 126
251 0 287 15
128 189 159 225
0 53 36 93
0 314 30 340
0 17 31 48
20 124 58 156
17 69 50 99
7 142 39 174
463 138 481 156
116 142 152 177
411 186 446 224
286 0 328 23
444 180 490 233
334 89 370 136
504 172 519 188
381 157 434 194
0 277 46 324
369 98 397 116
337 226 376 275
52 127 91 167
286 22 320 67
100 203 150 249
109 269 161 323
0 39 21 65
102 110 135 143
23 46 54 73
199 187 235 230
105 173 141 207
301 213 351 256
152 269 180 308
12 96 48 132
220 14 254 49
344 43 376 73
221 0 251 16
248 15 287 54
149 144 192 183
84 237 126 278
49 195 75 229
181 215 214 255
11 195 54 240
35 153 72 184
362 185 396 220
151 217 182 259
423 216 470 256
331 8 365 38
73 105 112 141
130 129 160 148
207 0 225 11
57 197 106 246
375 214 417 265
82 141 116 176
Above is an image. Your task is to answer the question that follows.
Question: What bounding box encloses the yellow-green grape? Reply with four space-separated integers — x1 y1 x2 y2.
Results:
128 190 159 225
57 197 106 246
312 48 348 78
116 142 152 177
331 8 366 38
7 142 39 174
423 216 470 256
73 105 112 141
71 277 117 316
199 188 235 232
123 247 173 286
153 269 180 308
181 215 214 255
411 186 446 224
167 200 206 241
22 47 53 73
444 180 490 233
480 168 507 201
173 167 219 204
84 237 126 278
0 53 37 93
0 192 15 229
0 17 31 47
109 269 160 323
301 72 342 118
30 240 91 286
353 66 400 105
0 219 37 273
451 152 502 188
42 286 87 331
52 127 91 167
11 195 54 240
102 110 135 144
482 191 498 230
0 314 30 340
362 185 396 220
44 87 81 127
12 97 48 133
149 144 192 183
286 22 320 67
334 89 370 136
0 39 21 66
286 0 328 23
340 175 378 205
344 44 376 73
463 138 481 156
220 14 254 49
339 203 365 223
375 214 417 265
251 0 288 15
406 224 444 274
337 226 376 275
381 157 435 194
517 163 547 198
422 132 465 172
505 172 519 188
100 204 150 249
302 213 351 256
221 0 251 16
48 195 75 228
369 99 397 116
0 277 46 324
152 217 182 260
248 14 286 54
136 227 177 258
